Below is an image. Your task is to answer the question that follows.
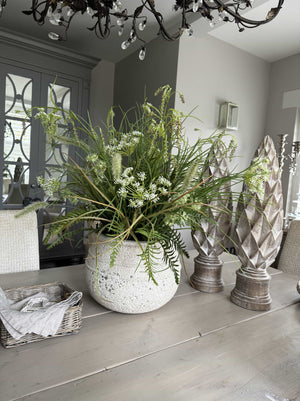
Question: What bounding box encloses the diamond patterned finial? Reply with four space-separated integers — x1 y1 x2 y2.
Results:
190 140 233 293
231 135 284 311
192 141 232 257
234 135 283 270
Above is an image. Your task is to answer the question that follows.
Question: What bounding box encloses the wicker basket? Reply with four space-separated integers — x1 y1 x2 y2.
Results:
0 282 82 348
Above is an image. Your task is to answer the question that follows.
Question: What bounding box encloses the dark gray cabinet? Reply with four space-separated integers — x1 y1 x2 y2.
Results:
0 46 96 265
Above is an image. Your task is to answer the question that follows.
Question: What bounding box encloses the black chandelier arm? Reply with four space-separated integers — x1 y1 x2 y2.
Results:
93 3 148 43
64 11 77 35
181 0 190 28
74 0 89 12
131 22 147 45
14 0 286 60
144 0 181 41
23 0 50 24
213 0 285 26
91 4 126 39
92 10 111 38
21 0 285 35
131 17 146 44
179 1 217 22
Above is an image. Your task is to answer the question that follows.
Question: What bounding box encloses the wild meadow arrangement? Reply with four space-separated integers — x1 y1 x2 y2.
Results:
25 86 268 284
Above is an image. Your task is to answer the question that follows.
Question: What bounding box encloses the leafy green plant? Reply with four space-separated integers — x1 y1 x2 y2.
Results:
30 85 266 284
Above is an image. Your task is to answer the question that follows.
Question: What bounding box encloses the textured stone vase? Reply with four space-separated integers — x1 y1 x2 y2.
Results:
85 235 180 314
231 135 283 311
191 142 232 293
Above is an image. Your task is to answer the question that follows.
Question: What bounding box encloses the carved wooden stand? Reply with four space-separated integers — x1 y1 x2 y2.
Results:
231 267 271 311
191 254 224 293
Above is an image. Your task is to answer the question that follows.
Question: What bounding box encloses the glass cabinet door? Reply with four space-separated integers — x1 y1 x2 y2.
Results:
0 63 85 264
35 78 84 262
0 66 41 208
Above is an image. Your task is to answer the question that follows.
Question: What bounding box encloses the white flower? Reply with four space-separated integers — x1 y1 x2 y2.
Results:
105 131 143 156
114 178 122 185
157 176 171 187
131 130 143 137
159 187 168 195
149 183 157 192
118 187 127 198
129 199 144 208
133 183 143 192
148 193 158 201
37 176 60 197
137 171 146 181
122 167 133 177
86 153 98 163
143 192 151 200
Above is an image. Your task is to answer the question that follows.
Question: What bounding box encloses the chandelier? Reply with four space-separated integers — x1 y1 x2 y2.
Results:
3 1 285 60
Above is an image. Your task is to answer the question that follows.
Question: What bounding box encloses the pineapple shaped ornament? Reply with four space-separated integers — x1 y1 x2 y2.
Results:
231 135 283 311
191 141 233 293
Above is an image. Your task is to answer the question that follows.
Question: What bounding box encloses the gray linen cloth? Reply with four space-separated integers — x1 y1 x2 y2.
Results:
0 287 82 339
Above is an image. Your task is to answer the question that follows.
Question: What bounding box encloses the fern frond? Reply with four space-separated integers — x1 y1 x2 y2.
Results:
108 237 123 268
139 242 159 285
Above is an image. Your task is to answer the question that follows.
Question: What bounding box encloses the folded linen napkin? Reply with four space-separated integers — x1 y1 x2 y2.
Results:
0 287 82 340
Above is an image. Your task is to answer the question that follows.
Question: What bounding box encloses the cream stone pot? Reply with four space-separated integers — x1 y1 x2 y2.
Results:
85 235 180 314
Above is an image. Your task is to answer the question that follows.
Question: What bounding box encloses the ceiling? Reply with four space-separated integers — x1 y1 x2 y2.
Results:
0 1 186 63
208 0 300 63
0 1 298 64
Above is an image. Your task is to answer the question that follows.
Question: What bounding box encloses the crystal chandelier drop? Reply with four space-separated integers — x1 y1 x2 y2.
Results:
7 1 286 60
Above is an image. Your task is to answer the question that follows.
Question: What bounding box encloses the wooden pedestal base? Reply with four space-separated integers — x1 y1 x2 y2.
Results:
190 254 224 293
231 267 272 311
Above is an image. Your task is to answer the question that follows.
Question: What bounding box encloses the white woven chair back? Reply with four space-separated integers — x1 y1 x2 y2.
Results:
277 219 300 276
0 210 40 273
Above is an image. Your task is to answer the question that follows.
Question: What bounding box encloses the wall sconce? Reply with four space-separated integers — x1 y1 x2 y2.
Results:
218 102 239 131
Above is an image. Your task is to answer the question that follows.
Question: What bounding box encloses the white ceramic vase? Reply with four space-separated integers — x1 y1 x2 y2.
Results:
85 235 180 314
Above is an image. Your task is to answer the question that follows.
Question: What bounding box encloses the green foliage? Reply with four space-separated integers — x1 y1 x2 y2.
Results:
243 156 270 199
32 85 267 283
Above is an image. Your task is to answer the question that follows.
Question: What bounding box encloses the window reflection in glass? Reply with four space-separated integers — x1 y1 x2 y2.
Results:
3 74 32 204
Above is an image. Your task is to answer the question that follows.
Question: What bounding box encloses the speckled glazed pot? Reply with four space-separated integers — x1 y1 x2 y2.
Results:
85 236 180 314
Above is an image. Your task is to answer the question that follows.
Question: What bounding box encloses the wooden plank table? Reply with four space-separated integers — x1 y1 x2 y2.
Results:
0 251 299 401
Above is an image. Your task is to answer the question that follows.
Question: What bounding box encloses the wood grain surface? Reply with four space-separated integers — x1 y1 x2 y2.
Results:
0 252 298 401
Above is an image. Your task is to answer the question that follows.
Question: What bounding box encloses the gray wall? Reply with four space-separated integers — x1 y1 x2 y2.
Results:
265 52 300 215
175 35 270 171
89 60 115 130
175 35 271 248
113 36 180 117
